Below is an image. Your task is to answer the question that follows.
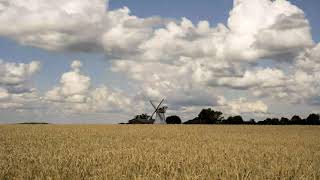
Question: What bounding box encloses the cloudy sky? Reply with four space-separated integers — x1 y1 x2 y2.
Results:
0 0 319 123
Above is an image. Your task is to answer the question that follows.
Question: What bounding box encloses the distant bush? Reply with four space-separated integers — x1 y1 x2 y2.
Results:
19 122 49 125
184 108 320 125
125 107 320 125
166 115 182 124
280 117 290 125
222 116 244 124
184 108 223 124
306 114 320 125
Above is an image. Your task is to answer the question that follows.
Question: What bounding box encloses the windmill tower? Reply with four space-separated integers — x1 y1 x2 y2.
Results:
149 99 168 124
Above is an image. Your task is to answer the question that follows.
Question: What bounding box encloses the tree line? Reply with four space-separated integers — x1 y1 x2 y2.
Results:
165 108 320 125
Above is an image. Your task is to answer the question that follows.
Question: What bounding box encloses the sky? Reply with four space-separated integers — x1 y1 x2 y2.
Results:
0 0 319 124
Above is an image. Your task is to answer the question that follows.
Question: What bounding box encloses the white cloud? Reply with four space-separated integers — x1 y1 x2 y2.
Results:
45 60 138 114
296 43 320 72
111 59 220 110
0 60 40 98
167 97 268 120
217 97 268 115
226 0 313 61
1 0 312 60
102 7 165 58
44 60 93 104
70 60 82 71
212 68 286 90
106 0 314 115
289 44 320 105
138 18 228 62
0 87 10 100
242 43 320 105
0 0 108 51
0 60 41 110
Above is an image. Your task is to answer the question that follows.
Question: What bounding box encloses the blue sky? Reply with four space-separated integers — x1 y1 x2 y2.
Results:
110 0 233 25
0 0 319 123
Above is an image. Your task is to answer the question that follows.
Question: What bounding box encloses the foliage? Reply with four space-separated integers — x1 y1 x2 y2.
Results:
182 108 320 125
166 115 182 124
257 118 280 125
184 108 223 124
134 114 150 120
222 116 244 124
280 117 290 125
128 109 320 125
291 115 304 124
306 114 320 125
258 114 320 125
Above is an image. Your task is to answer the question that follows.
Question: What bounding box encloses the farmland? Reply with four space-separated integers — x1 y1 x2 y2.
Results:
1 125 320 179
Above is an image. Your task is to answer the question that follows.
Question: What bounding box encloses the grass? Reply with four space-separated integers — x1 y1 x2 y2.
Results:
1 125 320 179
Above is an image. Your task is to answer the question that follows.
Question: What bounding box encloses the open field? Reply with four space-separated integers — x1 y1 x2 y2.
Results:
1 125 320 179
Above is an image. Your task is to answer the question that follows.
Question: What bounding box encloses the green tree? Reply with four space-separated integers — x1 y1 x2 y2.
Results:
280 117 289 125
134 114 150 120
223 116 244 124
166 115 182 124
306 114 320 125
291 115 305 124
197 108 223 124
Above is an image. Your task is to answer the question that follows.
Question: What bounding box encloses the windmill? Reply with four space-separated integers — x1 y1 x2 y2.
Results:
149 99 168 124
127 99 168 124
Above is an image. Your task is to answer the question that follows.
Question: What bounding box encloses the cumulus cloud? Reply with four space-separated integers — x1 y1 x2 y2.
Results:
0 60 41 110
211 68 286 90
45 61 90 103
287 43 320 105
107 0 313 114
1 0 312 59
0 60 40 98
105 0 315 116
167 97 268 120
0 0 166 53
226 0 313 61
217 97 268 115
219 43 319 107
45 60 137 114
102 7 165 58
244 42 320 105
0 0 108 51
296 43 320 72
111 59 220 111
104 0 313 66
0 87 10 100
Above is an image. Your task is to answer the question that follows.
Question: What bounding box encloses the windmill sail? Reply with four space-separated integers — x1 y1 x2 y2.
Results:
150 99 167 124
128 99 167 124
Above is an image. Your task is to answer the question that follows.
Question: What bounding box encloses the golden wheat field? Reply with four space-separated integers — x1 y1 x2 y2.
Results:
1 125 320 179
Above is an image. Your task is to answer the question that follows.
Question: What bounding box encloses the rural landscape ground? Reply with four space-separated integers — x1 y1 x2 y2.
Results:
1 125 320 179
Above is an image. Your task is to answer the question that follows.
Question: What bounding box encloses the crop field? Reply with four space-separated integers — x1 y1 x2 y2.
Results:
1 125 320 179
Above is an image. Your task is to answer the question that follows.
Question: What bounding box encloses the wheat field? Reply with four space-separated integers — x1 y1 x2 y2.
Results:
1 125 320 179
